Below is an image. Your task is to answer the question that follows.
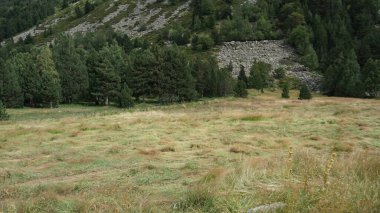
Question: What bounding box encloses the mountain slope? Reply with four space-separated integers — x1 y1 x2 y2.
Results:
8 0 191 43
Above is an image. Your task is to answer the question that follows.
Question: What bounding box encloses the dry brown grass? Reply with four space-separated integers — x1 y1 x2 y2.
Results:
0 90 379 212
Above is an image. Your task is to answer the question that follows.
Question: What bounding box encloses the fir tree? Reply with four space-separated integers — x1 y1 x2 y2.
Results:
227 61 233 73
234 80 248 98
238 65 248 85
299 84 312 100
281 83 290 99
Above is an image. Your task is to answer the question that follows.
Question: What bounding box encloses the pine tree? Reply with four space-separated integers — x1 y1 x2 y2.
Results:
61 0 69 9
204 66 218 97
128 49 159 100
157 46 197 102
0 100 9 121
36 47 61 108
281 83 290 99
84 0 94 14
248 61 271 92
238 65 248 85
234 80 248 98
227 60 233 73
299 84 312 100
88 48 121 106
53 35 89 103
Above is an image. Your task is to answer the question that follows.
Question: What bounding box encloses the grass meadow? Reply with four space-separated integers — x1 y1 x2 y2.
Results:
1 90 379 212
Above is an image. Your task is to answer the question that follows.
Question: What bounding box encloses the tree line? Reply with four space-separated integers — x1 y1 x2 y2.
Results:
0 30 239 108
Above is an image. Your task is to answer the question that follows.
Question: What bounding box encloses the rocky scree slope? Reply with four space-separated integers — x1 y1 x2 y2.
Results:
217 40 323 91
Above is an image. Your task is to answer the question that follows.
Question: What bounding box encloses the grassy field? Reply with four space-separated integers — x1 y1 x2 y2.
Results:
0 90 379 212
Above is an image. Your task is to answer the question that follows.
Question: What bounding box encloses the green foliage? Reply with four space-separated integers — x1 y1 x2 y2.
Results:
75 6 84 18
279 76 301 90
220 16 254 41
299 84 312 100
274 67 286 80
128 49 159 100
0 0 59 41
53 34 89 103
167 25 191 45
288 26 311 55
191 0 216 30
234 80 248 98
88 46 121 106
118 84 134 108
191 56 234 98
84 0 95 14
325 49 362 97
362 58 380 97
0 100 9 120
253 16 277 40
1 59 24 107
237 65 248 85
156 46 197 103
191 34 215 51
36 47 61 108
301 46 319 70
177 188 216 212
248 61 272 92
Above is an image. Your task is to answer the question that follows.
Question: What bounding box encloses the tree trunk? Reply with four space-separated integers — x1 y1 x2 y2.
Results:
50 101 53 109
105 96 109 106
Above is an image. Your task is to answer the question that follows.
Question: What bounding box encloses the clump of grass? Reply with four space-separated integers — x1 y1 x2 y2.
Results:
175 187 217 212
332 142 354 152
182 161 199 170
69 131 81 137
138 149 158 156
160 146 175 152
47 129 64 134
230 146 249 154
107 146 122 154
240 115 265 122
333 108 359 116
